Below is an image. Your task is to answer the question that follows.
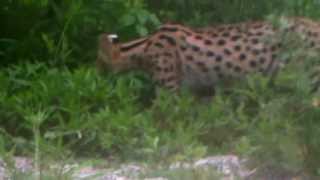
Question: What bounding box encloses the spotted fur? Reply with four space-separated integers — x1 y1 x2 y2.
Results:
97 17 320 93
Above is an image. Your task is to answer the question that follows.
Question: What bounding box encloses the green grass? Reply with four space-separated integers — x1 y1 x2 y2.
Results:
1 50 320 177
2 0 320 178
2 29 320 178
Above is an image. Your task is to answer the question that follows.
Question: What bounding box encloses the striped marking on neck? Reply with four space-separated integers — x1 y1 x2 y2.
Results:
120 37 149 52
159 24 193 36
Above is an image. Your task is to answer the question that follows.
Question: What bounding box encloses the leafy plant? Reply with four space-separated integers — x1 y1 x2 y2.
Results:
1 0 320 178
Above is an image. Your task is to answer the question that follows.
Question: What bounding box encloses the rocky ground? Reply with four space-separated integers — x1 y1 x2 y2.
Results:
0 155 310 180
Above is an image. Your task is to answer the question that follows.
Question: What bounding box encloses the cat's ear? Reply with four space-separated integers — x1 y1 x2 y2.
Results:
98 33 121 59
99 33 118 49
107 34 119 44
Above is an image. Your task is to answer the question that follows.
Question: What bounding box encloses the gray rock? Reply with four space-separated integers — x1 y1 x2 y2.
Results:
0 155 252 179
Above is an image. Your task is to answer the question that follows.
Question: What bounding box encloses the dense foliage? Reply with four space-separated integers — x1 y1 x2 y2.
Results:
1 0 320 178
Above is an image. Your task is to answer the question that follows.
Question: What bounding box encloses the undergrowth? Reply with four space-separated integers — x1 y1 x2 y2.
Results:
1 49 320 177
2 0 320 179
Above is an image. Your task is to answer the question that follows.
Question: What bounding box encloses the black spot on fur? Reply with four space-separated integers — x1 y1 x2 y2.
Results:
259 57 266 64
234 45 242 51
206 51 215 57
155 66 162 72
192 45 200 52
180 46 187 51
197 62 209 72
262 48 268 53
239 54 247 61
234 66 241 73
249 60 257 67
211 33 218 38
154 42 164 48
186 55 194 61
224 49 232 56
204 39 213 45
217 27 225 32
195 35 203 40
271 45 277 52
231 35 241 41
256 32 264 36
164 67 170 73
166 76 175 82
251 38 259 44
214 66 221 72
222 32 230 37
159 34 176 46
217 39 226 46
216 55 223 62
163 52 173 57
225 62 233 68
252 49 260 55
